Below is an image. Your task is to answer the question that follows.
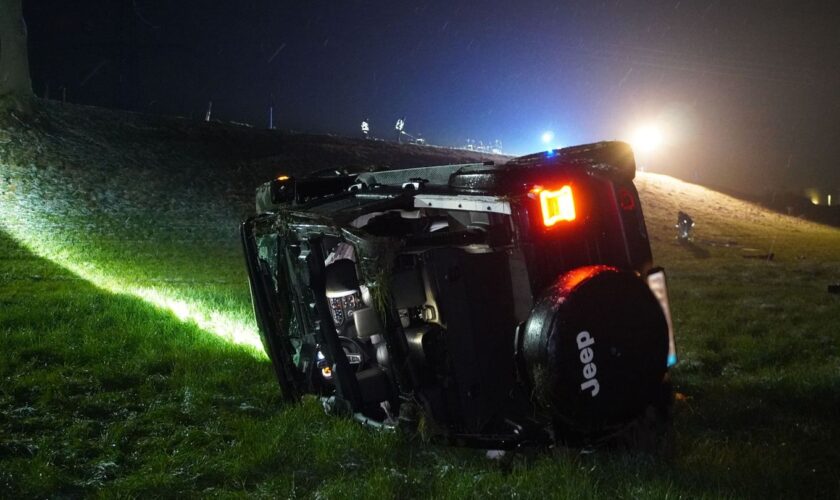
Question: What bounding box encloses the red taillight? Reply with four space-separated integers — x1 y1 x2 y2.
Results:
532 185 576 226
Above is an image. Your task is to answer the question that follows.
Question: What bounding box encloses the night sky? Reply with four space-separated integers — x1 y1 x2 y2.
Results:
24 1 840 193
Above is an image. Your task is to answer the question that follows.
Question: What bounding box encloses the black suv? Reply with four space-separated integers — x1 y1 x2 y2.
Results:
241 141 677 448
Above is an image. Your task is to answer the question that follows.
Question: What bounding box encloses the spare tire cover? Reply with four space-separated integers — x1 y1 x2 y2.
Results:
521 266 668 431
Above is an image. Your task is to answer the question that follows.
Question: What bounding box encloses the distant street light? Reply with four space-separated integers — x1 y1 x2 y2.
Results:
630 124 664 153
541 131 554 145
395 118 405 143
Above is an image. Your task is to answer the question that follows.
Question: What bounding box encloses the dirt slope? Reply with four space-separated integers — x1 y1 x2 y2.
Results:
636 172 840 264
2 99 839 269
0 100 508 239
3 99 839 260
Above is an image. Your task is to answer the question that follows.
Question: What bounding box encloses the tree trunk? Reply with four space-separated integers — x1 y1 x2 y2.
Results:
0 0 33 112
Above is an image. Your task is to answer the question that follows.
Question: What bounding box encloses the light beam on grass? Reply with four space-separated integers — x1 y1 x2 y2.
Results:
0 198 265 355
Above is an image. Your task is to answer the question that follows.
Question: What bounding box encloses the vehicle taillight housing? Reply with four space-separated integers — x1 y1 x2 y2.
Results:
532 185 576 227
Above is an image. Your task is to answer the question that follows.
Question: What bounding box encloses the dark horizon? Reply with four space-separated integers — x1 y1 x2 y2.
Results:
24 0 840 195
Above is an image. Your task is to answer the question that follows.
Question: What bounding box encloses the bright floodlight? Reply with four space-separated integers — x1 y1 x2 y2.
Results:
541 131 554 144
631 125 664 153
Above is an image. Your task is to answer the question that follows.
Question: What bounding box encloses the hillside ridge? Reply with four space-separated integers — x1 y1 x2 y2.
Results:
2 99 838 262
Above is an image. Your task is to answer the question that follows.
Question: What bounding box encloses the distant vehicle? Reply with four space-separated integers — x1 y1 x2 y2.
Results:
241 141 677 448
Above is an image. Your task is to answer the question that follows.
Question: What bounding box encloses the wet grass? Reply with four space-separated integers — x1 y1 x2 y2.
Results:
4 209 840 498
2 102 840 497
0 229 666 498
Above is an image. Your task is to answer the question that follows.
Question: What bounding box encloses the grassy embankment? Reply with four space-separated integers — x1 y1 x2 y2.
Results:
1 101 839 497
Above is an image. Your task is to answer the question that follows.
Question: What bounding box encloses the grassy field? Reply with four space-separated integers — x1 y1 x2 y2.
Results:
2 101 840 498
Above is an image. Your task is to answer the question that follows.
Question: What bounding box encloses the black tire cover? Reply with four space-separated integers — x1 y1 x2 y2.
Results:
522 266 668 432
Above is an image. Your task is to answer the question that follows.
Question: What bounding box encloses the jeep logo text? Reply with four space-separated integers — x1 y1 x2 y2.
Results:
577 330 600 397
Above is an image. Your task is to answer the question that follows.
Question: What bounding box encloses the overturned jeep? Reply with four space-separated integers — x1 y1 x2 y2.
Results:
241 141 677 448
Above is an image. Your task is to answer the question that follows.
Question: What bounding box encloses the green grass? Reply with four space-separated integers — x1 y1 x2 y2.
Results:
0 230 677 498
3 103 840 497
4 203 840 498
